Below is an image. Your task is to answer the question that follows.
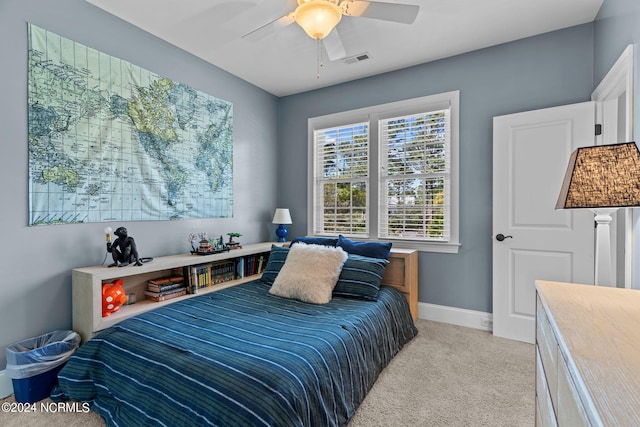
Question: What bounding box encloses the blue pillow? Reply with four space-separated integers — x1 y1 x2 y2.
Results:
333 254 389 301
290 236 338 247
261 245 289 285
337 235 392 260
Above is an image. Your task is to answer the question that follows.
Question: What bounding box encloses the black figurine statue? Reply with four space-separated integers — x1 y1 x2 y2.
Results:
107 226 143 267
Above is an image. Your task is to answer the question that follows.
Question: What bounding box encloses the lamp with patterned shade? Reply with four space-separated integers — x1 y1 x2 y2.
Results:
272 208 293 242
556 142 640 286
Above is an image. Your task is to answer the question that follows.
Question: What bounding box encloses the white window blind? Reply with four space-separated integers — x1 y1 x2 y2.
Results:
379 108 451 241
313 122 369 237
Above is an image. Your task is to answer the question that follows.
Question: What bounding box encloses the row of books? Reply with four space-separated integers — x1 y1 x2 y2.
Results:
239 254 268 278
144 253 271 301
183 260 236 293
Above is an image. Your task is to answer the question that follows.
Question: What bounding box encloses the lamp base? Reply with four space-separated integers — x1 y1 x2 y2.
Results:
593 208 617 287
275 224 289 242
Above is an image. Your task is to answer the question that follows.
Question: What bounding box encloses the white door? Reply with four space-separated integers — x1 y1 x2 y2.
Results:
493 102 595 343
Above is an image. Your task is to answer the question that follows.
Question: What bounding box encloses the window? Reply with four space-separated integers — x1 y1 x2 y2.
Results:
313 122 369 236
308 91 459 253
379 109 450 241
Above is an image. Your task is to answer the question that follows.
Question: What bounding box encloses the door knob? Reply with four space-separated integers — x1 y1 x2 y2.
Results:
496 233 513 242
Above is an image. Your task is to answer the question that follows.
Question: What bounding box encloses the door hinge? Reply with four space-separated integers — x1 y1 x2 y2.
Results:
595 124 602 136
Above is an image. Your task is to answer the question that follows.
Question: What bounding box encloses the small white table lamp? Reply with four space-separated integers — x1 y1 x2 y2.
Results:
556 142 640 286
272 208 293 242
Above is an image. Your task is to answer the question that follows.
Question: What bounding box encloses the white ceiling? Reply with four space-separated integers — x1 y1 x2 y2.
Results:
86 0 603 97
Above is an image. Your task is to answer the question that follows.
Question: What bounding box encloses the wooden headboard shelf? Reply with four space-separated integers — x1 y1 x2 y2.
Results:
73 243 420 343
382 248 419 319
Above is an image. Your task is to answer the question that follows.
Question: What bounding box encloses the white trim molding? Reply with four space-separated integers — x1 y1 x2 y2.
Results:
591 44 634 143
591 44 635 288
0 370 13 399
418 302 493 332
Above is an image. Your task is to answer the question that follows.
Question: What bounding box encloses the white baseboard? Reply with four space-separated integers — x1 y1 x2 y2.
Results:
418 302 493 332
0 370 13 398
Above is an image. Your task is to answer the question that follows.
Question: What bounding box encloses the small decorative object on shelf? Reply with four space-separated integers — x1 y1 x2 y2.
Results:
189 232 230 255
227 232 242 250
105 226 153 267
215 235 226 251
199 236 211 252
188 233 200 252
102 279 127 317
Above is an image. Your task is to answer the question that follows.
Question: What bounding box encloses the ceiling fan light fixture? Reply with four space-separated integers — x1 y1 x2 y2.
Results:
295 0 342 40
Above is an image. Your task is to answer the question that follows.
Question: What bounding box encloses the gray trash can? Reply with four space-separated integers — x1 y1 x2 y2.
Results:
5 330 80 403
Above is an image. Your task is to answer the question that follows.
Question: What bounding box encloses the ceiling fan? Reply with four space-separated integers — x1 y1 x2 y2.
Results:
242 0 420 61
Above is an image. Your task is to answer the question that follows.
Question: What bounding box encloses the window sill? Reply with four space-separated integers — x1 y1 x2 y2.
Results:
308 234 461 254
309 236 460 255
384 240 460 254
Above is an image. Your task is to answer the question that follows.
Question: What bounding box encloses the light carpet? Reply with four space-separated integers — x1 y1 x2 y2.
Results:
0 319 534 426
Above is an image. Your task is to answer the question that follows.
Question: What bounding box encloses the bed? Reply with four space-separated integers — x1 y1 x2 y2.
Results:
52 242 418 426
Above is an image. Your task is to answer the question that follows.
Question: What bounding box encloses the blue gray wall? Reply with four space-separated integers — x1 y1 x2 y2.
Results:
278 24 595 314
595 0 640 122
0 0 279 369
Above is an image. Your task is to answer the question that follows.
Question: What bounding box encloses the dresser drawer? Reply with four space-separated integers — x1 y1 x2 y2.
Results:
536 346 558 427
536 296 558 413
557 354 589 426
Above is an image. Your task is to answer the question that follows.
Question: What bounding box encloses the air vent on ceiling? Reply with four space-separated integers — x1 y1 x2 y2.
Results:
343 53 371 64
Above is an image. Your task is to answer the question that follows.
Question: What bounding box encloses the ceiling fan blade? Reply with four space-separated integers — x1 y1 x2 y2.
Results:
241 13 295 41
323 28 347 61
341 0 419 24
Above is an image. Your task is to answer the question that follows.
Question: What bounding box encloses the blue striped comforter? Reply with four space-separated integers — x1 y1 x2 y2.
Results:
53 280 417 426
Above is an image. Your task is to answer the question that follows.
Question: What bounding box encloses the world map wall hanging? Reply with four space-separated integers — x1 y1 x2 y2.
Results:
27 23 233 225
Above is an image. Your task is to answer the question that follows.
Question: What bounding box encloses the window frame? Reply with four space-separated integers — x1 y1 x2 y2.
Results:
312 121 371 237
307 91 460 253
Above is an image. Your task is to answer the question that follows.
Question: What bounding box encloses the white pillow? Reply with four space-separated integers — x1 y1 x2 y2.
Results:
269 243 348 304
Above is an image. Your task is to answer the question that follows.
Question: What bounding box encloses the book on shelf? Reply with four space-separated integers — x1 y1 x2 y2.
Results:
183 264 211 294
144 286 187 297
147 281 184 293
144 287 187 302
195 264 212 289
148 275 183 286
236 257 244 279
241 253 269 277
211 260 236 284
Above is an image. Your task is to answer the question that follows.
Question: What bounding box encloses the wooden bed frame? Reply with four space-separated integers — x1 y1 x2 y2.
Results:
382 248 419 319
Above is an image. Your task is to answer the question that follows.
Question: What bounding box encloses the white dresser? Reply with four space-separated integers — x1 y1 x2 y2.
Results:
535 280 640 426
